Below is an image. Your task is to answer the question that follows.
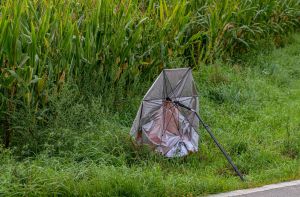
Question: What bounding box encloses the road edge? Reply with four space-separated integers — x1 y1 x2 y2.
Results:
208 180 300 197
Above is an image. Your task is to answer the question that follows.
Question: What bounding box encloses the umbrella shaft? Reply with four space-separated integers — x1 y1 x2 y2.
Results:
174 100 245 181
195 113 245 181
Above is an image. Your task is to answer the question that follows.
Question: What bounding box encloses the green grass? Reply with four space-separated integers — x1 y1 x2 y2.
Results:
1 34 300 196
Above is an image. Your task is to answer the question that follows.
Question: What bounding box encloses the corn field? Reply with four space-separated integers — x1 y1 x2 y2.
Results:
0 0 300 147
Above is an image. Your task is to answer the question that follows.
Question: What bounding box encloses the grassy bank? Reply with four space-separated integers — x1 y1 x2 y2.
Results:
1 34 300 196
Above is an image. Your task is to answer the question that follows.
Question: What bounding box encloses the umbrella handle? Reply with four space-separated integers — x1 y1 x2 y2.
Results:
174 101 245 181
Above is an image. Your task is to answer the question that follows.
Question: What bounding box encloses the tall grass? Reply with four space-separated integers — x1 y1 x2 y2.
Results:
189 0 300 64
0 0 300 146
0 0 191 146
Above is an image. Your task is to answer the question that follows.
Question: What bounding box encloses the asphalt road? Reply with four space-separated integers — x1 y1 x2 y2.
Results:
241 184 300 197
209 180 300 197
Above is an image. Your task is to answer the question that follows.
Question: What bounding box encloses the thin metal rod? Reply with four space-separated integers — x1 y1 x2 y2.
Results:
174 101 245 181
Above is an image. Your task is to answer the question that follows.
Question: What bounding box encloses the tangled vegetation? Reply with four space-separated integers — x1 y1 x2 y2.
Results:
0 0 300 196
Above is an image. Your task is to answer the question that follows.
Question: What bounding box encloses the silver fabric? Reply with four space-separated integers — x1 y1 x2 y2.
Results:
130 68 199 157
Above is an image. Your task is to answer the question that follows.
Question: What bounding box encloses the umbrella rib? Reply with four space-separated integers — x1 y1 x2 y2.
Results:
170 68 191 99
143 68 197 102
177 98 197 134
144 95 198 102
143 100 163 106
173 96 197 103
176 105 199 134
159 102 179 149
160 71 167 149
174 69 192 100
169 102 181 135
163 70 167 99
163 70 177 99
162 103 178 136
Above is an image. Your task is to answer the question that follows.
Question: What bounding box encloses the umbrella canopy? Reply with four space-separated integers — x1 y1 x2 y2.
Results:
130 68 199 157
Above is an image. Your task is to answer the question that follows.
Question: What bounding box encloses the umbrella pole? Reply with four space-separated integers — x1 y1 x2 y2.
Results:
174 101 245 181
